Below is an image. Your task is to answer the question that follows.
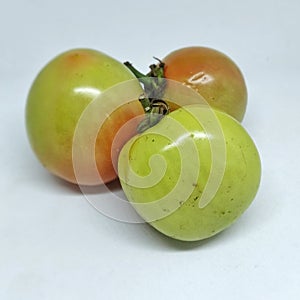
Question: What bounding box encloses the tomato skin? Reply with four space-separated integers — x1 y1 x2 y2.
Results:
95 101 144 184
118 105 261 241
26 49 143 185
163 47 247 121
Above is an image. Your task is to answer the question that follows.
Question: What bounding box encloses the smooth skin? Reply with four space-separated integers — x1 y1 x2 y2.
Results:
118 105 261 241
26 49 143 185
163 47 248 121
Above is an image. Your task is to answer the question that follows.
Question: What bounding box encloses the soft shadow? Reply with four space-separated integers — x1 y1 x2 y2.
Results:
50 175 82 193
117 220 234 252
50 176 122 195
145 224 230 251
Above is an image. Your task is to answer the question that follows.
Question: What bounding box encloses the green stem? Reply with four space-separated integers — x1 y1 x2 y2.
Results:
124 59 168 132
138 94 152 113
124 61 147 79
147 57 165 78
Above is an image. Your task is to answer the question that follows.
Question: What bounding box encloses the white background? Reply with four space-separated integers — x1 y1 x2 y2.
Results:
1 0 300 299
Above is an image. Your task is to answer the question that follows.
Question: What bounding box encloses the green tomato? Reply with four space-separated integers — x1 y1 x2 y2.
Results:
118 105 261 241
26 49 143 185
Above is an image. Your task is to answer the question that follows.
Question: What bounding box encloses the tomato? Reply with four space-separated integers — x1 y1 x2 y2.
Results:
118 105 261 241
162 47 248 121
26 49 144 185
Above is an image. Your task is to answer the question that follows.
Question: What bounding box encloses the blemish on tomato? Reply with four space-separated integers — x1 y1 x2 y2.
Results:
64 50 92 69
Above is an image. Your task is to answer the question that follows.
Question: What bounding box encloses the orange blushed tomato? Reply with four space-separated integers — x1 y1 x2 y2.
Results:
162 47 248 121
26 49 144 185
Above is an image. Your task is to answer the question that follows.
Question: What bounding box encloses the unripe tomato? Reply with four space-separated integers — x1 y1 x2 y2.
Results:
118 105 261 241
26 49 143 185
162 47 248 121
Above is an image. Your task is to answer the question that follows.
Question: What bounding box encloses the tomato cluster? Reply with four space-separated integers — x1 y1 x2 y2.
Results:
26 47 261 241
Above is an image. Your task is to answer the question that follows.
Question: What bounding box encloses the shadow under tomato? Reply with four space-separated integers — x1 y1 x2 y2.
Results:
50 175 123 195
143 223 232 251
